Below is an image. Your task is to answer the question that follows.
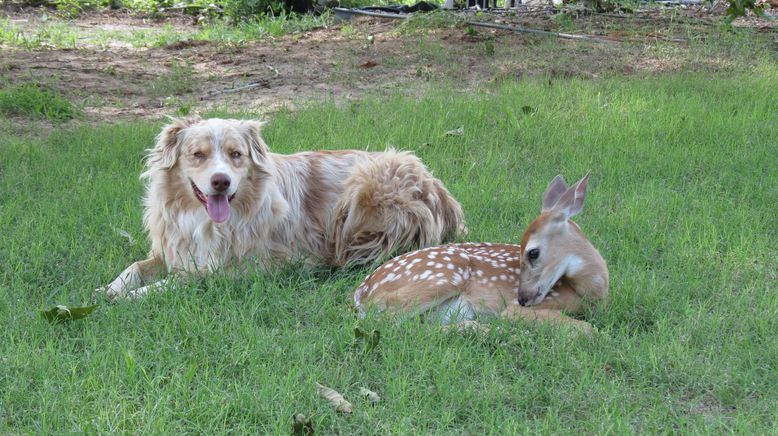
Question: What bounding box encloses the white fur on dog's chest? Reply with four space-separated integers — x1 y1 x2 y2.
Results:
167 208 283 272
167 209 231 272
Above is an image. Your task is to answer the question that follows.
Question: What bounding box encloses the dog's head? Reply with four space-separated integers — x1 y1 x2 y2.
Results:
146 117 270 224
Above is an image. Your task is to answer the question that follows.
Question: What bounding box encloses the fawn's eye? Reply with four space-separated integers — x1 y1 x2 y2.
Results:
230 151 241 159
527 248 540 261
193 151 205 159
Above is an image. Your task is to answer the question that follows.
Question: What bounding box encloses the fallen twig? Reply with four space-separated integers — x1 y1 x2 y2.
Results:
316 383 353 413
333 7 616 43
202 80 270 98
465 20 614 42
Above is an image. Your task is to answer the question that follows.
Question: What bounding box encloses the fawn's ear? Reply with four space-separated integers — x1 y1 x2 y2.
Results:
542 175 568 212
147 116 200 170
239 120 269 166
551 172 590 219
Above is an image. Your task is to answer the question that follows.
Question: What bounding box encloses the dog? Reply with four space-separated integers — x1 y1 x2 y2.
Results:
101 117 465 298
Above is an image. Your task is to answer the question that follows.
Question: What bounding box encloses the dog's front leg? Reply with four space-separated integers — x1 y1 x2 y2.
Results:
101 257 163 299
126 278 177 299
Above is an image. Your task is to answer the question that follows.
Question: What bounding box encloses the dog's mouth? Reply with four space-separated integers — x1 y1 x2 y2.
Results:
191 180 236 224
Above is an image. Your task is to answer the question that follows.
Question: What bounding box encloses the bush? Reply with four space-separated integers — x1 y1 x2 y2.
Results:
222 0 287 21
724 0 765 21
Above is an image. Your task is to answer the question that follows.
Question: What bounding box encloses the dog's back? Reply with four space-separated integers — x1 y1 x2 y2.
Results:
327 149 464 266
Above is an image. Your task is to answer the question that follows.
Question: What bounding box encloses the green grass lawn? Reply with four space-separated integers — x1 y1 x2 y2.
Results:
1 68 777 433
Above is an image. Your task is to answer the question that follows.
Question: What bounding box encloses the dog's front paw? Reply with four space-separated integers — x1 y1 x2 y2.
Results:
95 284 123 300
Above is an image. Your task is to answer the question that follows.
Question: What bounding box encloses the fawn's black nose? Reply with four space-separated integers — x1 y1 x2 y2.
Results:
518 297 528 306
210 173 231 193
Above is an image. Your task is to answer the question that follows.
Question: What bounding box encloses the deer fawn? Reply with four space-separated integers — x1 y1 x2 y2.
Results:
352 174 609 335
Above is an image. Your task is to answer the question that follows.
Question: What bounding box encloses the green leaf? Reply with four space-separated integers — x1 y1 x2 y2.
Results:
725 0 764 19
40 304 98 323
353 327 381 353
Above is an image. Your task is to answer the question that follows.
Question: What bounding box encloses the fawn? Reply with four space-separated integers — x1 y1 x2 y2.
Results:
352 174 609 335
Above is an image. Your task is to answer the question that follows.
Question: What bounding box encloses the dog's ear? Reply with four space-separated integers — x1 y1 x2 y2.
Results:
147 116 200 170
240 120 270 166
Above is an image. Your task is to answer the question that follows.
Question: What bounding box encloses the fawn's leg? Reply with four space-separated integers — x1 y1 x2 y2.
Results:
530 285 585 313
500 305 594 336
367 281 465 321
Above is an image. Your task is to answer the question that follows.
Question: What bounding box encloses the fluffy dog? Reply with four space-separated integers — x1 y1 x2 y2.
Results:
102 117 465 298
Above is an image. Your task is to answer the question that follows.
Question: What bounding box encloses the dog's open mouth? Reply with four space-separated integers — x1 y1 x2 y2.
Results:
191 180 236 224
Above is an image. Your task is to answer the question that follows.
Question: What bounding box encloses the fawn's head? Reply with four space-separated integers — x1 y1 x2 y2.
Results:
517 174 608 306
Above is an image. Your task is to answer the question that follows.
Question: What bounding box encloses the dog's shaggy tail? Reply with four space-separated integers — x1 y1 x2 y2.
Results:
330 150 465 266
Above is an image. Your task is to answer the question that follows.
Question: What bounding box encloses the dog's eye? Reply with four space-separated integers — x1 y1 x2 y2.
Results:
230 151 242 159
527 248 540 261
193 151 205 159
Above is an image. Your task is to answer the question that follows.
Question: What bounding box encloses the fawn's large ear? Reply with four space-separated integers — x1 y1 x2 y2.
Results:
551 172 590 219
542 175 568 212
146 116 200 170
239 120 270 166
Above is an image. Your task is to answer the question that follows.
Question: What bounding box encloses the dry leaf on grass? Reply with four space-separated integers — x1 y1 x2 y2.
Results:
315 383 353 414
359 387 380 404
291 413 314 435
116 228 135 245
444 126 464 137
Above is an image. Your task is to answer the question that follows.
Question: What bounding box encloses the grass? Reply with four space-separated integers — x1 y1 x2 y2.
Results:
150 60 197 97
0 13 330 50
0 83 78 121
2 68 778 432
0 18 79 49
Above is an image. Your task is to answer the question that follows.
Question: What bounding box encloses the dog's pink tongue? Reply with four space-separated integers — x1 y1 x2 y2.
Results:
205 194 230 223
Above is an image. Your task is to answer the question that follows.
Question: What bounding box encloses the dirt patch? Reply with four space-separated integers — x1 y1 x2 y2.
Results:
1 7 775 122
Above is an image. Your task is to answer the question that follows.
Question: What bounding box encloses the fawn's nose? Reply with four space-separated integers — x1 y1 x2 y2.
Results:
210 173 231 193
518 296 528 306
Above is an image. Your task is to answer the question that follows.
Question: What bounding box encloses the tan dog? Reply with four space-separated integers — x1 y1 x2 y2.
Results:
353 174 608 335
102 117 465 298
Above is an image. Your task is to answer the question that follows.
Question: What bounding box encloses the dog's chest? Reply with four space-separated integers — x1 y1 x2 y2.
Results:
170 209 273 271
170 210 231 269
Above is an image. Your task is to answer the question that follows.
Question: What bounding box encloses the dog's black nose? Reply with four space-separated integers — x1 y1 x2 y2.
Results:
211 173 231 192
518 297 528 306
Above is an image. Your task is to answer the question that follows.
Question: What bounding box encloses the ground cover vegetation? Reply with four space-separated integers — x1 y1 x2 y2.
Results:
1 64 777 432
